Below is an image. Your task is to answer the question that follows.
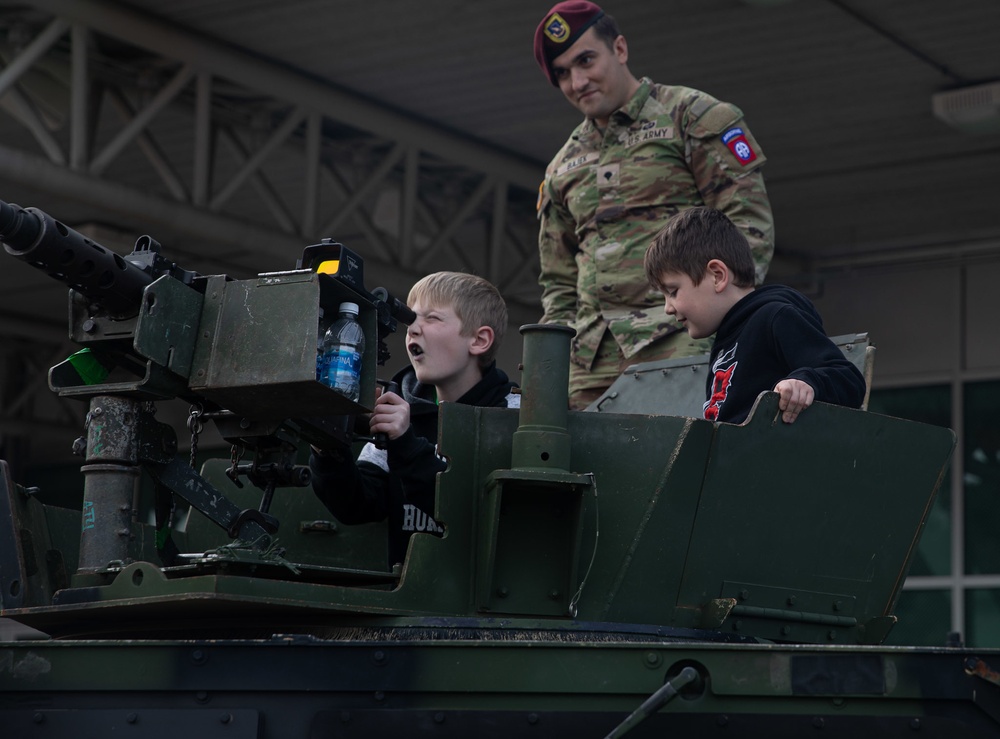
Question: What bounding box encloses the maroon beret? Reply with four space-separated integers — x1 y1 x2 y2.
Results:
533 1 606 86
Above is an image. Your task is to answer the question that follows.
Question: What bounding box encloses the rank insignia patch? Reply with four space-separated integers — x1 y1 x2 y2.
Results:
721 127 757 165
544 13 570 43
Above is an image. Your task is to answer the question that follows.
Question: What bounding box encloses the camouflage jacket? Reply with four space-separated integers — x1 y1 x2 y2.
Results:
537 78 775 369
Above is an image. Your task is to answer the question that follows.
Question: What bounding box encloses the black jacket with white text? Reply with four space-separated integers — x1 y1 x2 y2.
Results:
309 361 519 567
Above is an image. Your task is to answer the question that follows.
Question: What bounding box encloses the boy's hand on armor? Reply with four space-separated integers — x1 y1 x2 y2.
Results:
773 379 814 424
369 392 410 440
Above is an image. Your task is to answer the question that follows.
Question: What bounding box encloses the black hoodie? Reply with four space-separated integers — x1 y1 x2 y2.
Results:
704 285 866 424
309 361 519 567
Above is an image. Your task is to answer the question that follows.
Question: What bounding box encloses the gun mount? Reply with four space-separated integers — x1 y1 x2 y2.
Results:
0 200 993 739
0 198 412 563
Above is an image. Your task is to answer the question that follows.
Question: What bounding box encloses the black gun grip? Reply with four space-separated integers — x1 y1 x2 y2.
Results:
373 380 401 450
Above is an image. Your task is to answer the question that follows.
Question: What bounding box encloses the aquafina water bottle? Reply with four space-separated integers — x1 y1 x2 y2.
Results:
317 302 364 401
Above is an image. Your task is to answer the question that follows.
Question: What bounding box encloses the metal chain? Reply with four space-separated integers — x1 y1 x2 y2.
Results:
187 403 204 469
226 443 246 487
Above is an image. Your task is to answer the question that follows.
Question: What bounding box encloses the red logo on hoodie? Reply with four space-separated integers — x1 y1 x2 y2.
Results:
704 344 738 421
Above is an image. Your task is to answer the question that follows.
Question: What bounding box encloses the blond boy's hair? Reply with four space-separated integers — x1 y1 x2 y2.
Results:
408 272 507 366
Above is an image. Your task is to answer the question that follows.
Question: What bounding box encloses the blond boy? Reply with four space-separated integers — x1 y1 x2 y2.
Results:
310 272 518 567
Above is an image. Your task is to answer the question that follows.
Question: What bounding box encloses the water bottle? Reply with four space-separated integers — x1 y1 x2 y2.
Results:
318 302 365 401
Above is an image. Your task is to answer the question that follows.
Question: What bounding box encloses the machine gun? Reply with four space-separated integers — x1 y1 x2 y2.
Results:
0 198 413 569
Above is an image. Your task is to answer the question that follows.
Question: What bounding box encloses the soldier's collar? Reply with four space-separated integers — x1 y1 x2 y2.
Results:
616 77 653 122
579 78 652 135
577 79 651 139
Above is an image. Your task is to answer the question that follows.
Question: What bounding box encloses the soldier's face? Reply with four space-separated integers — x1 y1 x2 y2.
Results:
551 29 632 127
657 269 726 340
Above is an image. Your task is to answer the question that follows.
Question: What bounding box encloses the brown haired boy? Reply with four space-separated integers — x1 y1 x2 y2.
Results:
644 208 865 425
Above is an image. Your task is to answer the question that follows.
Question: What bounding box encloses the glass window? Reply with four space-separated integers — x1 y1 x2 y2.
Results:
964 380 1000 575
966 589 1000 648
868 385 952 577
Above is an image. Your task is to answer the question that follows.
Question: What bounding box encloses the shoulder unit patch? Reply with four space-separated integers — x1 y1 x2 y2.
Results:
721 127 757 165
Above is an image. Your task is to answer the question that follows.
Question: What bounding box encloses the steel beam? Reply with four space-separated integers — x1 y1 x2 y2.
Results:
302 112 321 237
69 23 88 170
0 144 537 314
31 0 542 191
319 143 405 237
90 64 195 176
0 86 66 164
216 126 297 233
210 106 306 211
192 72 212 206
107 87 189 201
416 176 495 272
0 16 69 98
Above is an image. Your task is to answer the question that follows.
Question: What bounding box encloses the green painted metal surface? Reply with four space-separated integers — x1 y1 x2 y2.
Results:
2 638 1000 737
590 333 873 417
0 200 992 738
189 270 377 419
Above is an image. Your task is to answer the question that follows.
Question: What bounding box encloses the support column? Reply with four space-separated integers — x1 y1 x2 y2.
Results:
77 396 141 571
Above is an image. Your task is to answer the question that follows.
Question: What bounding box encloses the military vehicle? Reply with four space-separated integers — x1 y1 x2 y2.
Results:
0 198 996 738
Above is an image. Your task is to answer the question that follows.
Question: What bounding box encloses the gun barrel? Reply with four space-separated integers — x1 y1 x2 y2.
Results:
0 199 154 315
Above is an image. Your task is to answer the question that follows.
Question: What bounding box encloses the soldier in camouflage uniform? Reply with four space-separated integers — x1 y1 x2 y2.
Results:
533 1 775 409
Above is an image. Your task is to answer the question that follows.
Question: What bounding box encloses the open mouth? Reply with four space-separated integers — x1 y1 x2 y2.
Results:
408 343 423 357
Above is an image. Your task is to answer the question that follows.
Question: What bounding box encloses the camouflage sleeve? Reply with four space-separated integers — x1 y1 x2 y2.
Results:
686 101 775 284
537 178 580 325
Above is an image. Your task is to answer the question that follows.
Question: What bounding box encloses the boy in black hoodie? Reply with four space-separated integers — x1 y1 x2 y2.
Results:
644 207 865 425
309 272 519 568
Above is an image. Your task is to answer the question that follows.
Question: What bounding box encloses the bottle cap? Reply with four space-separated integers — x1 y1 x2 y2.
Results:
338 302 359 316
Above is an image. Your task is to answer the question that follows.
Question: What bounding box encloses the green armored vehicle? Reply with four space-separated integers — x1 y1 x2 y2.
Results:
0 199 995 737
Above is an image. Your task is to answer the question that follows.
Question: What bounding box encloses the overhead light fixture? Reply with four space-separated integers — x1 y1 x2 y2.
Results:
932 81 1000 134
